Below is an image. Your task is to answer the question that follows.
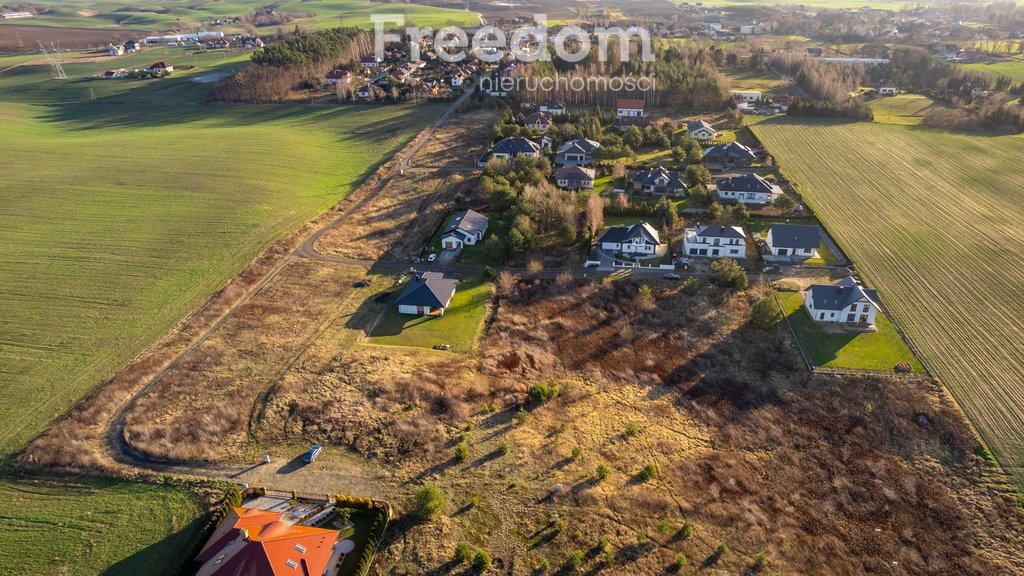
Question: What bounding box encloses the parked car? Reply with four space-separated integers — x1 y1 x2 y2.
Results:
427 253 437 262
662 273 682 280
303 445 322 464
433 344 452 350
676 258 692 271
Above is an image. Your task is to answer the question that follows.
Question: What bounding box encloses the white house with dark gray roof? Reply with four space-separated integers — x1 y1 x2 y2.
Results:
631 166 686 195
804 277 879 325
686 119 718 141
766 224 818 258
554 166 595 189
683 225 747 259
539 100 566 116
396 272 458 316
525 111 553 132
555 139 600 167
440 209 489 250
597 222 661 255
491 137 541 161
715 174 781 205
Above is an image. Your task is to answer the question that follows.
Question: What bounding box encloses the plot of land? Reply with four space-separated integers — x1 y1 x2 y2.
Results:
963 58 1024 84
0 101 439 461
776 288 924 372
868 94 945 126
367 276 491 352
752 118 1024 484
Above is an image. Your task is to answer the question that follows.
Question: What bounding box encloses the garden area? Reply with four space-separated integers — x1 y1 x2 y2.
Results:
367 275 492 352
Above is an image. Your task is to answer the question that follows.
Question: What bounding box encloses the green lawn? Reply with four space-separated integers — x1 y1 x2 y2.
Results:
963 58 1024 84
0 477 206 576
777 290 923 372
0 101 441 462
368 276 491 352
868 94 944 126
0 0 478 31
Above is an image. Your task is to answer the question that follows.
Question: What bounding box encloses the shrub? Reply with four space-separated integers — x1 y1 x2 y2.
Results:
754 551 769 568
680 521 693 539
681 277 700 296
454 542 473 564
673 552 687 570
640 463 659 481
528 379 560 403
455 442 470 462
597 536 610 552
711 258 748 290
411 485 446 521
472 550 492 572
555 519 567 533
498 440 509 456
636 529 648 543
716 542 729 556
625 421 640 437
568 550 585 571
638 283 652 301
657 520 671 534
596 464 611 480
750 296 782 329
571 446 582 459
483 265 497 280
514 407 529 424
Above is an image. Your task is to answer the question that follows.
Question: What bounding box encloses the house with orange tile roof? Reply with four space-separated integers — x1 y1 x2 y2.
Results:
195 507 340 576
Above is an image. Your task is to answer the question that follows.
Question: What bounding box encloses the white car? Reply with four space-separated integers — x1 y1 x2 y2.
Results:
427 253 437 262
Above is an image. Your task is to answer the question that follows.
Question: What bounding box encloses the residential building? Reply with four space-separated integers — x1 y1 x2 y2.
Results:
554 138 600 167
396 272 458 316
686 119 718 141
440 210 489 250
631 166 686 195
683 225 747 258
108 45 125 56
766 223 819 258
194 507 339 576
360 55 382 68
804 277 880 325
491 137 541 160
145 61 174 74
325 70 351 85
524 111 553 132
616 98 645 118
714 173 781 205
702 142 757 167
123 39 142 53
732 90 763 103
539 100 566 115
555 166 596 189
597 222 661 255
878 81 898 95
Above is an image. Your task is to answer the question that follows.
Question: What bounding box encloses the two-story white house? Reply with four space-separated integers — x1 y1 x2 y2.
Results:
765 224 819 258
686 119 718 141
598 222 661 255
682 225 747 259
804 276 880 325
440 209 489 250
616 98 646 119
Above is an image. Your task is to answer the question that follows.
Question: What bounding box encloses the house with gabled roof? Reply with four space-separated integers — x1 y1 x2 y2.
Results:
441 210 489 250
555 166 596 189
631 166 686 195
397 272 458 316
715 173 781 205
766 223 819 258
555 138 600 167
195 507 339 576
803 276 880 325
616 98 646 118
491 137 541 160
702 142 757 167
597 222 661 255
539 100 566 115
525 111 553 132
683 225 747 259
686 119 718 141
145 61 174 74
325 70 351 85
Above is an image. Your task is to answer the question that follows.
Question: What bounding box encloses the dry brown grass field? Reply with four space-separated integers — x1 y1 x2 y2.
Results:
751 118 1024 487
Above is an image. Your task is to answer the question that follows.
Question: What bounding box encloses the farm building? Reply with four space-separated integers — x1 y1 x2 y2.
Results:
194 507 339 576
683 225 747 259
686 120 718 141
555 138 600 167
555 166 596 189
108 45 125 57
803 277 880 325
396 272 458 316
598 222 661 255
491 137 541 160
0 11 32 19
440 210 489 250
631 166 686 195
766 224 819 258
715 174 781 205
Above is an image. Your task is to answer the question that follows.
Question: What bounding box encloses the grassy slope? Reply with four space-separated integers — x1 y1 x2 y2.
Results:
963 58 1024 84
0 0 478 31
868 94 943 126
0 477 206 576
752 118 1024 484
0 100 441 460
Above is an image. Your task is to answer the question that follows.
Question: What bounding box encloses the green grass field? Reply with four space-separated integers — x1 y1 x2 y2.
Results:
868 94 945 126
0 476 206 576
963 58 1024 84
0 0 478 31
777 290 923 372
369 276 491 352
0 101 441 462
752 118 1024 485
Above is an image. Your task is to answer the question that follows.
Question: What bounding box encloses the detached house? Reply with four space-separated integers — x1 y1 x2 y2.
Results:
683 225 747 258
491 137 541 160
325 70 351 85
555 166 596 189
702 142 757 167
396 272 458 316
525 111 553 132
360 55 382 68
441 209 488 250
878 81 898 95
686 119 718 141
539 100 566 115
616 98 645 119
597 222 661 255
714 174 781 205
804 277 880 325
145 61 173 74
555 138 600 166
631 166 686 195
766 224 819 258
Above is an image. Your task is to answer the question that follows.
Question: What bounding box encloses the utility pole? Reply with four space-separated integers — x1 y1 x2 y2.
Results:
38 42 66 80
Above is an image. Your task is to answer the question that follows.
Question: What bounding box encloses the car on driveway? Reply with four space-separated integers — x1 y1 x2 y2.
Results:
675 258 692 271
662 273 682 280
427 253 437 262
303 445 322 464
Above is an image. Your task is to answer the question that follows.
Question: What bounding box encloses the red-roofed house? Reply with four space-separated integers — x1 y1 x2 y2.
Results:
616 98 645 118
145 61 174 74
325 70 351 85
195 507 339 576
